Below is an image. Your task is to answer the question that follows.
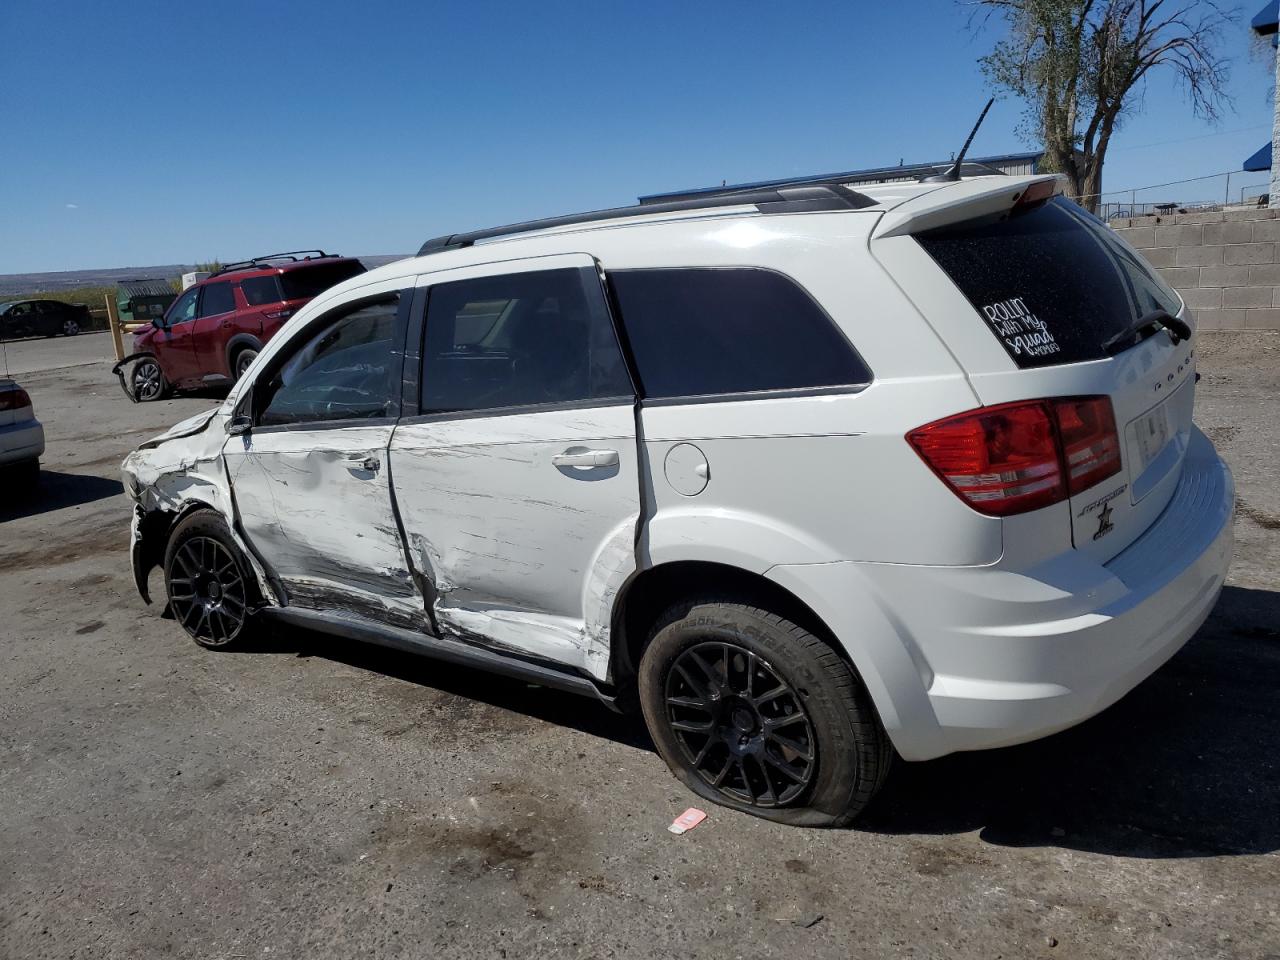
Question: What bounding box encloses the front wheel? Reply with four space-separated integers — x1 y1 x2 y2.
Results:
164 510 256 649
131 357 167 401
638 600 892 827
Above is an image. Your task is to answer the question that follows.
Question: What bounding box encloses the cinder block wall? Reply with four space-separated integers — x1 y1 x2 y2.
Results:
1111 208 1280 331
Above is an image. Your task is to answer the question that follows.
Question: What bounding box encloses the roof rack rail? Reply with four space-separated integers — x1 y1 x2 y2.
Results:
916 161 1006 181
641 163 1011 205
417 184 877 256
210 250 337 277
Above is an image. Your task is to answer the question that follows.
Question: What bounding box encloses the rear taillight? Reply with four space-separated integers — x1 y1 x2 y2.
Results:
263 308 294 320
908 396 1121 517
1052 396 1121 495
0 386 32 413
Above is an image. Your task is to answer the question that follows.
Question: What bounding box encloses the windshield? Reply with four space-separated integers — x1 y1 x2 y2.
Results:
279 260 366 301
916 197 1181 368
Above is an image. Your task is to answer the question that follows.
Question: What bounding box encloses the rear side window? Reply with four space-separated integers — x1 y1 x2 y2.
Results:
608 268 870 400
240 275 282 306
421 267 632 414
199 282 236 317
280 261 366 300
916 197 1180 368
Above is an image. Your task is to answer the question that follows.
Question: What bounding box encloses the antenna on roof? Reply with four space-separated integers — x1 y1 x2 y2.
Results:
922 97 995 183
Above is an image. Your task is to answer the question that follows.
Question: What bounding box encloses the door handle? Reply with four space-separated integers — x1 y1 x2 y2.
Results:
551 448 619 469
343 454 380 472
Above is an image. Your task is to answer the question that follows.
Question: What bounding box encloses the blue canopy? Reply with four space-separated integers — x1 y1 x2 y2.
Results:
1244 142 1272 173
1252 0 1278 33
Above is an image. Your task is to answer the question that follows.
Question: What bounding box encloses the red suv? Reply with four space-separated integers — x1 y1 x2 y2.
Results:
126 252 366 401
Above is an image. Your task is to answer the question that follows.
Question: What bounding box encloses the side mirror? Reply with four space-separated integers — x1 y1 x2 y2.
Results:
151 317 166 330
226 415 252 437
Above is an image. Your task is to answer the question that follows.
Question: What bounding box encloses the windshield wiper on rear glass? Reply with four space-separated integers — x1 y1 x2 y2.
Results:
1102 308 1193 355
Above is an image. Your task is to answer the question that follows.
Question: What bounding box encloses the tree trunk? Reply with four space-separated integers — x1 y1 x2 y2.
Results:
1079 161 1103 214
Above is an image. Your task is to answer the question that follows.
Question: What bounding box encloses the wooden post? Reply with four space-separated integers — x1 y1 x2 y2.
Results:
105 293 124 362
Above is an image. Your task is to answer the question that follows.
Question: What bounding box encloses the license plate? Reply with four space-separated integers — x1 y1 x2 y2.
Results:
1133 403 1170 471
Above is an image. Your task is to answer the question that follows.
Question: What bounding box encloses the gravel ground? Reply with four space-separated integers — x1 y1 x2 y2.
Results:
1 335 1277 959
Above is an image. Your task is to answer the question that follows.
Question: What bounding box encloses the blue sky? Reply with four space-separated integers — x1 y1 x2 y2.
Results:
1 0 1275 274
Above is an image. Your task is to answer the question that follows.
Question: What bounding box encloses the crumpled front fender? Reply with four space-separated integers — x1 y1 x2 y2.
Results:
111 352 159 403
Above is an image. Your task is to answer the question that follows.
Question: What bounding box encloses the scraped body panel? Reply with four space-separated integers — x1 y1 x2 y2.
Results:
121 408 277 605
390 405 640 679
223 424 424 629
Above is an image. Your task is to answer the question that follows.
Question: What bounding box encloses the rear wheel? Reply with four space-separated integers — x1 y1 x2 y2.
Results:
638 599 892 827
164 510 255 649
61 317 80 336
132 357 167 401
233 348 258 382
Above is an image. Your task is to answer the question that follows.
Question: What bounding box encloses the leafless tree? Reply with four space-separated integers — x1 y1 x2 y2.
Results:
970 0 1236 211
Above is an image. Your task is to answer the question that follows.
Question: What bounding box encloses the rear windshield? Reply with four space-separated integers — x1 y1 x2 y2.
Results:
279 260 366 301
916 197 1180 368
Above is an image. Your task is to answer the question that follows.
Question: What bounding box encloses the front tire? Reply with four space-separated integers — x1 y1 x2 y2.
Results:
164 510 255 649
132 357 167 401
638 600 891 827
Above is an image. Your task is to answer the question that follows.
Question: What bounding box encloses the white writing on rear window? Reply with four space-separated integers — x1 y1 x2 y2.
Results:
980 297 1061 359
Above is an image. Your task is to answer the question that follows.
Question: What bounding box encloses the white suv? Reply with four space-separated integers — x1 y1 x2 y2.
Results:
122 172 1234 826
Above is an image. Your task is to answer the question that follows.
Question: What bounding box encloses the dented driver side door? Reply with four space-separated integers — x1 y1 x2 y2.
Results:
224 283 425 629
388 255 641 680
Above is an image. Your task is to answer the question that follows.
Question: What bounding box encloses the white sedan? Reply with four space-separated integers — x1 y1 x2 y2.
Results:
0 379 44 486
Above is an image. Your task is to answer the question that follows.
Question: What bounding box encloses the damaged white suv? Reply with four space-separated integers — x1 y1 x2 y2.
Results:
123 172 1234 826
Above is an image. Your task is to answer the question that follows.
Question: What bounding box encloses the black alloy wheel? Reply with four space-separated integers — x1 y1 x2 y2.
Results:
167 536 248 647
61 318 80 336
665 641 816 807
132 358 165 401
234 349 257 381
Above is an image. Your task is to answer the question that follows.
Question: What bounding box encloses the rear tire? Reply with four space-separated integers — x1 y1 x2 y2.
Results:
164 510 256 650
638 599 892 827
61 318 80 336
232 348 258 382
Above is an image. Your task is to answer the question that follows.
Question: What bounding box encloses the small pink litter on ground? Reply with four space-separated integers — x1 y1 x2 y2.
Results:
668 808 707 835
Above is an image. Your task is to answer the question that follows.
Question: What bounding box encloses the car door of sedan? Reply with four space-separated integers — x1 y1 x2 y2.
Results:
223 279 425 628
389 255 641 680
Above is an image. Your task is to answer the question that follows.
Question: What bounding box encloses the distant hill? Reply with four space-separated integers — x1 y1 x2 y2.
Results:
0 256 411 299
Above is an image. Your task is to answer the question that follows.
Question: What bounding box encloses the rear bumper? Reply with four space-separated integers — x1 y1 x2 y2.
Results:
769 427 1234 761
0 418 45 466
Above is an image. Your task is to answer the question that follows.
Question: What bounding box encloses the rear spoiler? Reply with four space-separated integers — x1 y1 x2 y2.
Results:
871 175 1065 239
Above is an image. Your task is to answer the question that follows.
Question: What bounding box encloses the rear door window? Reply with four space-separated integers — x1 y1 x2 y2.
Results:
280 261 366 300
608 268 870 400
421 267 632 414
198 282 236 317
916 197 1180 368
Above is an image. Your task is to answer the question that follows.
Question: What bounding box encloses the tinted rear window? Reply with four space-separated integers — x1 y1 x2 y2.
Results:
240 275 282 306
917 197 1180 368
609 268 870 399
280 260 366 300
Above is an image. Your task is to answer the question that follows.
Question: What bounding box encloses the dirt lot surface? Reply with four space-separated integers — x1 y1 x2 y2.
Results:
1 335 1277 959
